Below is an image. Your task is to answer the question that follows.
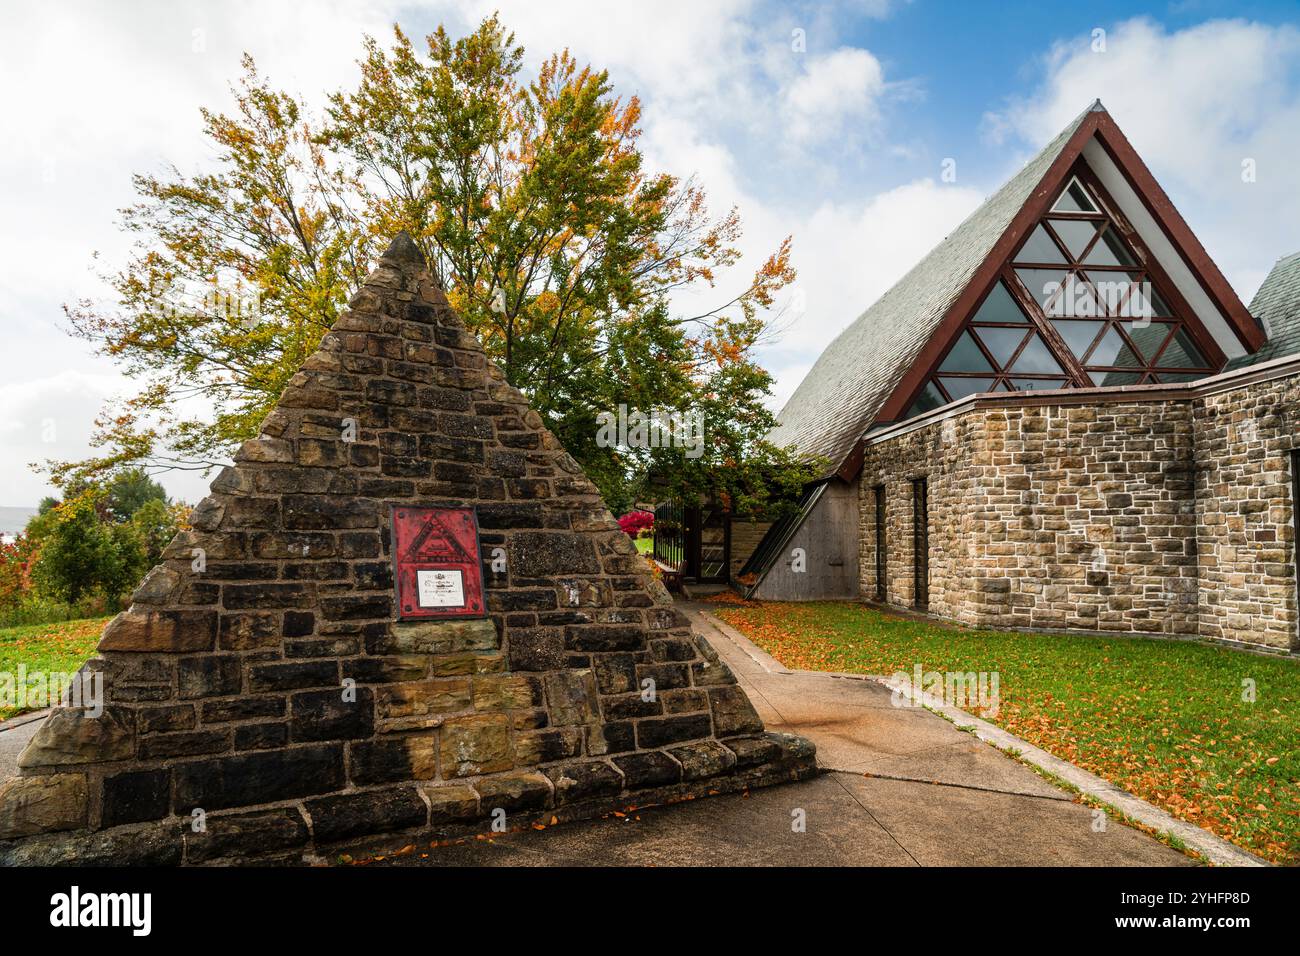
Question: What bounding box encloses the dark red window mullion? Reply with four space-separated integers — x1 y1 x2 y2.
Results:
1073 162 1226 372
1074 220 1115 263
1077 267 1147 320
1144 323 1183 368
1073 323 1109 370
1032 219 1076 264
1003 265 1091 386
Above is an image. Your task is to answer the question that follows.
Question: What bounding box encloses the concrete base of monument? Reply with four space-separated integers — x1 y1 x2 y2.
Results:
0 732 816 866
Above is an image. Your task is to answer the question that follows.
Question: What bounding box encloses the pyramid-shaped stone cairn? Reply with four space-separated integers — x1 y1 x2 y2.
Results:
0 235 815 864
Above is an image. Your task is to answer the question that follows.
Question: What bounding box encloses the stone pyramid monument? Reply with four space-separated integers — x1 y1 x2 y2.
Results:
0 234 815 864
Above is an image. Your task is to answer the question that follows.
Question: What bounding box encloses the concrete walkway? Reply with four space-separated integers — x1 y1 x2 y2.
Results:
0 710 45 782
375 602 1192 866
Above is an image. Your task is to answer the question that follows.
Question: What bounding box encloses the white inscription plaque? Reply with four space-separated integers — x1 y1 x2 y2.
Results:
415 569 466 608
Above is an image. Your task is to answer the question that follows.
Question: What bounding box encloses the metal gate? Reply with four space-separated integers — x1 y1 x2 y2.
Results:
652 500 684 572
694 504 730 582
652 500 730 583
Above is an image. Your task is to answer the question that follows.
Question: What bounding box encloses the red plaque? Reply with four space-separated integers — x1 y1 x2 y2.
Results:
391 506 486 619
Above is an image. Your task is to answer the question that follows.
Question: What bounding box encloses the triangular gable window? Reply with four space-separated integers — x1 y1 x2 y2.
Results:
939 331 995 373
1010 335 1066 375
895 162 1221 419
976 327 1029 367
971 281 1029 323
1018 225 1067 264
1050 176 1099 213
1048 218 1099 259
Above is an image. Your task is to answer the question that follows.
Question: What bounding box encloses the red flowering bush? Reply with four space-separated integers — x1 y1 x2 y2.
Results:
617 510 654 537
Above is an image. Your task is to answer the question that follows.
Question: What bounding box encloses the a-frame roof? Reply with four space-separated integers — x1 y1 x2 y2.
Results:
770 103 1264 478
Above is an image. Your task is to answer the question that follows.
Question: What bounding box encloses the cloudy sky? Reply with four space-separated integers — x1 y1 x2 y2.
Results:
2 0 1298 507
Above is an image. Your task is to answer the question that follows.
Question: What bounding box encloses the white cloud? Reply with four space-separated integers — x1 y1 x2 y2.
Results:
454 0 760 106
0 0 410 505
0 0 942 504
759 178 984 410
0 371 121 505
783 48 886 143
985 17 1300 300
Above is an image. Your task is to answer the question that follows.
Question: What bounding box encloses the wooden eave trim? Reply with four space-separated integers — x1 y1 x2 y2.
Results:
1090 114 1264 352
1071 160 1228 370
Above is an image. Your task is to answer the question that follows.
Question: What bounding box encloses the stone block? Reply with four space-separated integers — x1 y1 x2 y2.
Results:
514 728 583 764
349 735 439 785
0 774 88 838
708 685 764 736
219 612 282 650
98 608 217 653
472 674 542 712
423 784 480 825
543 670 599 726
612 751 682 789
635 714 712 749
305 787 427 843
545 760 624 805
18 707 135 768
668 740 737 781
186 807 309 863
385 618 498 654
173 745 345 812
508 532 601 576
439 714 512 777
101 769 171 828
289 687 374 742
375 679 471 720
178 655 243 699
723 735 783 768
506 627 565 671
474 771 551 813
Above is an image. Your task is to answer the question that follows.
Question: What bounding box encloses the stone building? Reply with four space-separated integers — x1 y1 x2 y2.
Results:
745 102 1299 654
0 234 815 863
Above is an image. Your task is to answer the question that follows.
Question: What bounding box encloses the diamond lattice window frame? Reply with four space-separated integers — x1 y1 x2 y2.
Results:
902 159 1224 419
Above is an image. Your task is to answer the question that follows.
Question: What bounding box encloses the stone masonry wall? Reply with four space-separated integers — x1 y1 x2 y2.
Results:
858 414 983 619
1195 375 1300 650
859 376 1299 650
0 235 814 864
861 399 1202 636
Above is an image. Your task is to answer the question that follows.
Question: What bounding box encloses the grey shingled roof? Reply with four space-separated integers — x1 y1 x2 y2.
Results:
1225 250 1300 371
769 108 1092 472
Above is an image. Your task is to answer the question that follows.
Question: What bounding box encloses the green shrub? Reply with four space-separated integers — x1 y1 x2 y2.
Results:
0 593 115 629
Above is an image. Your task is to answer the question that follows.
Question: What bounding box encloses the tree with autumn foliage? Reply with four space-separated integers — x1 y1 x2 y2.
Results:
57 15 819 514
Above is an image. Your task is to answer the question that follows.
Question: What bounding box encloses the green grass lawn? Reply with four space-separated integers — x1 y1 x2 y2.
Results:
709 598 1300 865
633 536 653 555
0 617 107 720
